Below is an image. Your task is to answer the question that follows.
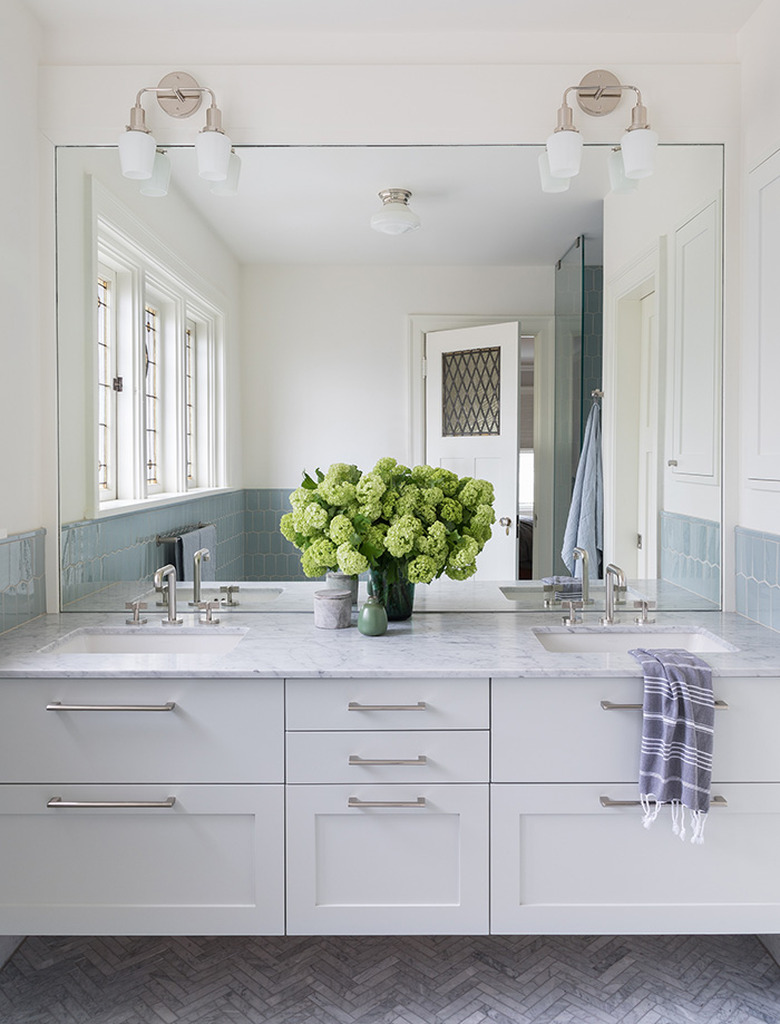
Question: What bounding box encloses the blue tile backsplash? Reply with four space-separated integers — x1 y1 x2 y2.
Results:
734 526 780 631
0 529 46 634
60 488 307 606
659 510 720 605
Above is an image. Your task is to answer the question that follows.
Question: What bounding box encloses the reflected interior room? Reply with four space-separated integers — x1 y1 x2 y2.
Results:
3 0 780 1021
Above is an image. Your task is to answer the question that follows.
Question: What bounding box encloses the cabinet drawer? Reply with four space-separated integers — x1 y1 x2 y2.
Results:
287 730 489 783
0 678 283 783
491 782 780 935
286 677 488 731
287 783 488 935
0 784 284 934
492 676 765 783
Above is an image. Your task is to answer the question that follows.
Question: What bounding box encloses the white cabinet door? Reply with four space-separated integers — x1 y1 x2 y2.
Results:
287 784 488 935
491 783 780 935
0 785 284 935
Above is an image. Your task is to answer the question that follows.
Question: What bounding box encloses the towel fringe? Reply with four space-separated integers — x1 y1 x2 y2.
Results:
640 796 709 844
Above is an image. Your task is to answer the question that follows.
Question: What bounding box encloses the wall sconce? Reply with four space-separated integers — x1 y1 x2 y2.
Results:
118 71 239 191
370 189 421 235
543 69 658 189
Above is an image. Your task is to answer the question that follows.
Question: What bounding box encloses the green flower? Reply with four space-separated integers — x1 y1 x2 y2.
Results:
445 562 477 581
439 497 463 524
407 554 438 584
385 513 423 557
329 513 354 546
356 471 387 505
336 543 369 576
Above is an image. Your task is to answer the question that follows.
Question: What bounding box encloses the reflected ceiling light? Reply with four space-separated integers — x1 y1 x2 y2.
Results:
139 150 171 197
210 150 242 196
118 71 236 190
370 189 421 235
538 151 571 194
544 69 658 188
607 147 639 195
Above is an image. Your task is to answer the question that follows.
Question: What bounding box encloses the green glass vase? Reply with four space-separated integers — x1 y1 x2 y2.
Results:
368 566 415 621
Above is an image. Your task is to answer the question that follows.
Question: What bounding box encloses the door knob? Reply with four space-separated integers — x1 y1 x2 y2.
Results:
499 516 513 536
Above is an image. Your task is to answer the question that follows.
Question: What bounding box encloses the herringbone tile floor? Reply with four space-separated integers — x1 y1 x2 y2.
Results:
0 934 777 1024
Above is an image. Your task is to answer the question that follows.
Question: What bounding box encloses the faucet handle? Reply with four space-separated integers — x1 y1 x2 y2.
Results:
561 600 583 626
125 601 148 626
633 599 656 624
197 600 221 625
219 585 240 606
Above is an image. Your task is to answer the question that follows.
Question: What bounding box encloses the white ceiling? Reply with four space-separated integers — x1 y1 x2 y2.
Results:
22 0 764 35
164 144 606 266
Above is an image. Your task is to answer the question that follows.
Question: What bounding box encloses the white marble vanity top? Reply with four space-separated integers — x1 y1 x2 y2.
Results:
2 580 780 679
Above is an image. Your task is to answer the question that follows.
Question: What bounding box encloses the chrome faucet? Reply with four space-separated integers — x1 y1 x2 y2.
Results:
153 563 183 625
572 547 590 605
190 548 211 606
600 563 626 626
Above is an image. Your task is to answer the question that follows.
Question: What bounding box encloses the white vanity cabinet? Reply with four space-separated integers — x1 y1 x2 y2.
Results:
0 677 285 935
285 677 490 935
490 676 780 934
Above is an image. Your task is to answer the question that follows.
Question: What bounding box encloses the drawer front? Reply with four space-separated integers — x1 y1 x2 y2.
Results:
0 784 284 934
492 676 754 784
287 730 489 784
0 678 284 783
286 677 488 731
491 782 780 935
287 783 489 935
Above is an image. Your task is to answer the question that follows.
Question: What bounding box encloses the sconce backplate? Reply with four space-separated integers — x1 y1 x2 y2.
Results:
155 71 203 119
576 69 622 117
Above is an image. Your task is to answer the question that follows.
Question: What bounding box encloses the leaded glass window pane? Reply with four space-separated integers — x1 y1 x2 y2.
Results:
441 346 500 436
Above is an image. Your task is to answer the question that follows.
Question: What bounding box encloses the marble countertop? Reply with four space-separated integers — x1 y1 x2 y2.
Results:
2 580 779 679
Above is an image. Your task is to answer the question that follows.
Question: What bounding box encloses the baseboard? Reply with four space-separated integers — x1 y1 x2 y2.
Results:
759 934 780 966
0 935 23 969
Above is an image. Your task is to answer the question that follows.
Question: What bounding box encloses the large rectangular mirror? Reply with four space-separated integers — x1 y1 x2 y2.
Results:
56 143 723 612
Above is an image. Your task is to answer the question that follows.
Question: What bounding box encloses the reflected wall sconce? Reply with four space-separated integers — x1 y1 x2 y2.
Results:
118 71 240 192
370 189 421 235
543 69 658 191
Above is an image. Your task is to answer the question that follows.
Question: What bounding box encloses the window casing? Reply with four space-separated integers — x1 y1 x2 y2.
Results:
95 217 225 510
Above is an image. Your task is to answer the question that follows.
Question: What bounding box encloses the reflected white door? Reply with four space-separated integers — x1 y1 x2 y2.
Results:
637 291 659 577
425 322 519 580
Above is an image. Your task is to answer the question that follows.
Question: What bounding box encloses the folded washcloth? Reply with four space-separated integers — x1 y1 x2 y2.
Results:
629 648 714 844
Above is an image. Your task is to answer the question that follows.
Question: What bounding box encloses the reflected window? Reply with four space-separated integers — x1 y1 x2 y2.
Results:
96 271 116 499
441 346 501 437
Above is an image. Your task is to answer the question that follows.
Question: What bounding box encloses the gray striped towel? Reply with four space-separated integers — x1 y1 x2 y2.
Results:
628 648 715 844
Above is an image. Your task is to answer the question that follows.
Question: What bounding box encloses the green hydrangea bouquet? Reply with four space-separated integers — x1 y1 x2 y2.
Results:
279 457 496 585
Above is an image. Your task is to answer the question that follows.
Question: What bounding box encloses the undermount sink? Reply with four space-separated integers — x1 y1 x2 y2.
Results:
43 627 248 656
533 626 737 654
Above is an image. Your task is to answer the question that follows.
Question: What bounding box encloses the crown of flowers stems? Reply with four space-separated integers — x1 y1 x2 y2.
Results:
280 457 496 584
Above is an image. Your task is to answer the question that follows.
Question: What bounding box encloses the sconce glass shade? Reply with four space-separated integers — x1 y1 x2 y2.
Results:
370 190 421 235
196 129 232 181
209 151 241 196
538 151 571 193
545 129 582 179
139 150 171 197
620 127 658 179
118 129 157 179
607 149 639 194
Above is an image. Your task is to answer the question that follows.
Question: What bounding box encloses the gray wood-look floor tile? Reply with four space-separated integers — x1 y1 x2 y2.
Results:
0 935 778 1024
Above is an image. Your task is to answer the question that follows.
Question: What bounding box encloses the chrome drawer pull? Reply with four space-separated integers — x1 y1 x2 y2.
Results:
348 796 427 809
46 701 176 712
348 701 427 712
47 796 176 809
599 794 727 808
600 699 728 711
349 755 428 766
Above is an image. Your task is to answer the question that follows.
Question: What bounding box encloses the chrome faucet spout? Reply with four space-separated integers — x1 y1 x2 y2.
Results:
191 548 210 605
600 563 626 626
153 563 183 625
572 547 590 605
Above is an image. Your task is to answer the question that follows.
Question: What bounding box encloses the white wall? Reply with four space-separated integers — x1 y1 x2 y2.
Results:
240 264 553 486
0 0 44 536
737 0 780 536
